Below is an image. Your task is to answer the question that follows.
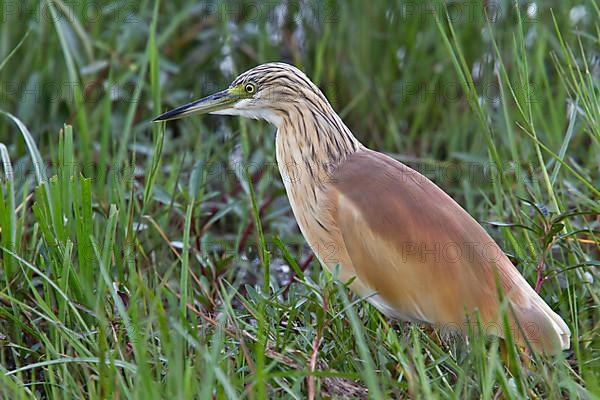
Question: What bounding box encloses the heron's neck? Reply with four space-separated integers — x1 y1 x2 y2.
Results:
275 104 363 190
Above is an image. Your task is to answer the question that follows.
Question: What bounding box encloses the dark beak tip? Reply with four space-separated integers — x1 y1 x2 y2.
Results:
150 88 231 123
152 111 177 123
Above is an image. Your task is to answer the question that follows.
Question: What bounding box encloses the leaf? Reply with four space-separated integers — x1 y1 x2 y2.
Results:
0 30 30 72
549 223 565 237
486 221 539 233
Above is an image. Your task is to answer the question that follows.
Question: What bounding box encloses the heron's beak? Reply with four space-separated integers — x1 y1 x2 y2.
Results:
152 88 241 122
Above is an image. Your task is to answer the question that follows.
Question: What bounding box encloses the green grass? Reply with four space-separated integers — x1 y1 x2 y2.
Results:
0 1 599 398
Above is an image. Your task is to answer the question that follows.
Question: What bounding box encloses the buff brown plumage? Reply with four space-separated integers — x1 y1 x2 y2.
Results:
154 62 570 354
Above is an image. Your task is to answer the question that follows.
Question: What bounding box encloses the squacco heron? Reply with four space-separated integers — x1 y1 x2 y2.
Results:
154 62 570 354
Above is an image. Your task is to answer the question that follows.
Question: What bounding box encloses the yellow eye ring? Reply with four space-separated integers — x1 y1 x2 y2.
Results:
245 83 256 94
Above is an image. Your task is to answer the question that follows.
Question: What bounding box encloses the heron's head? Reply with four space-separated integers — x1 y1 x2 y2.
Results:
153 62 323 128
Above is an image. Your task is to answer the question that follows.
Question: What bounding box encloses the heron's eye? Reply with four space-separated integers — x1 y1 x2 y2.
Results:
244 83 256 94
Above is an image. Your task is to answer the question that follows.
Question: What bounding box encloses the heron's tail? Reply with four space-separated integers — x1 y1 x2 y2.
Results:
510 295 570 354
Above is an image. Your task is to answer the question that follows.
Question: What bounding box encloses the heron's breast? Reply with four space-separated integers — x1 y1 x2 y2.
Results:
275 133 358 285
